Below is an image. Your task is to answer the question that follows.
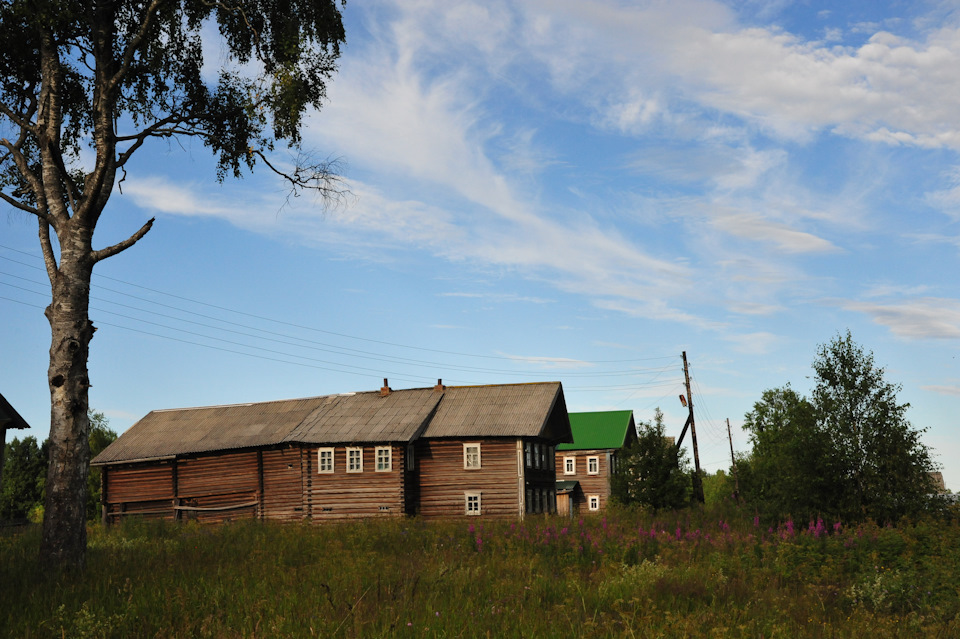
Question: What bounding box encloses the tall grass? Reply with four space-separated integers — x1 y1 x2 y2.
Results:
2 506 958 637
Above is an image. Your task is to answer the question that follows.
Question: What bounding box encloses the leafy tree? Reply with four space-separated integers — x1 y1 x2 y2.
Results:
741 332 937 522
0 0 345 567
0 436 47 520
611 409 691 510
701 470 734 506
86 411 117 521
811 331 936 522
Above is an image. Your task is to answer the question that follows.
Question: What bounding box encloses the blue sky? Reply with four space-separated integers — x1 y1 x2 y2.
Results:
2 0 959 489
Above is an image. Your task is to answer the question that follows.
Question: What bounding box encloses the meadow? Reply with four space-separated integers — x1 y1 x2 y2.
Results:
1 506 958 638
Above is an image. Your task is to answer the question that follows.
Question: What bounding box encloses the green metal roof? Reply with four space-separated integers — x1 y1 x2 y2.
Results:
557 410 634 451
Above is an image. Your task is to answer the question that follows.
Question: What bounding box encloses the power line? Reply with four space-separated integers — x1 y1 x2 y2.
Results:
0 246 678 365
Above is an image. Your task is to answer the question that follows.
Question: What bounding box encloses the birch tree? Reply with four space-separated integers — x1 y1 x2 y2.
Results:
0 0 345 567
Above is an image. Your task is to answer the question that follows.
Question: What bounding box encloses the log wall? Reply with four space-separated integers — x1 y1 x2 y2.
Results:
555 449 614 511
304 444 408 521
417 439 522 519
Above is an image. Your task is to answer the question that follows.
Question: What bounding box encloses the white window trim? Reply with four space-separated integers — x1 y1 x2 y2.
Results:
347 447 363 473
588 495 600 511
375 446 392 472
317 447 335 474
465 491 482 515
563 456 576 476
463 443 481 470
587 456 600 475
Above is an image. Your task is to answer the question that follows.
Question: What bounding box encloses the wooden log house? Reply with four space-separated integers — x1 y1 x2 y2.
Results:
92 381 572 523
554 410 637 514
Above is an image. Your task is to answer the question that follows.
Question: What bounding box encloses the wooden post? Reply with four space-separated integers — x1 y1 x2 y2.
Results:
171 459 180 521
682 351 705 504
726 418 741 503
100 466 108 526
257 450 265 521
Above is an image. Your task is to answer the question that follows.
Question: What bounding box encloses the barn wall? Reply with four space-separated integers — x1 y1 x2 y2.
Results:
304 444 408 521
417 439 521 519
261 447 305 522
555 449 614 511
103 462 175 522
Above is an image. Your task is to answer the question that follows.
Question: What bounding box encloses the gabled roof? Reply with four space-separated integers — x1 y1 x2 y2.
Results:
420 382 572 442
557 410 635 451
0 392 30 430
92 382 571 465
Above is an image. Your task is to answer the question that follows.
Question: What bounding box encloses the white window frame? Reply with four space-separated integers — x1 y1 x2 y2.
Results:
463 443 481 470
588 495 600 511
375 446 392 472
317 448 335 474
563 456 575 476
465 491 481 515
587 456 600 475
347 447 363 473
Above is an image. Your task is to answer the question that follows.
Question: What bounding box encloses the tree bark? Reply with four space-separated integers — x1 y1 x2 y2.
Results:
39 232 95 569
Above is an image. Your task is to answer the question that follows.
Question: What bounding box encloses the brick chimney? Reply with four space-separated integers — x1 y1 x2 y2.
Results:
433 378 445 392
380 378 391 396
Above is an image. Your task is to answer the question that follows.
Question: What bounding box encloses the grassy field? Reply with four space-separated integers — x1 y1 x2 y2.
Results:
2 506 958 638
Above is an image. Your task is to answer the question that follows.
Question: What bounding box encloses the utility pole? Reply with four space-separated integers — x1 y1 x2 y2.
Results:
726 418 741 504
682 351 704 504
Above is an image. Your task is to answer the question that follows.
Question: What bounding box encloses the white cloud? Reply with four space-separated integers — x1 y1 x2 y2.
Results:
843 297 960 339
923 384 960 397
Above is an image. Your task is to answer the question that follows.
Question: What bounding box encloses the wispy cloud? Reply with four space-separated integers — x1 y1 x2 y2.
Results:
922 384 960 397
497 353 595 369
843 297 960 339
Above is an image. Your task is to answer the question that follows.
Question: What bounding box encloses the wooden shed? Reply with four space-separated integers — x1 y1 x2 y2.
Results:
92 381 572 523
555 410 636 513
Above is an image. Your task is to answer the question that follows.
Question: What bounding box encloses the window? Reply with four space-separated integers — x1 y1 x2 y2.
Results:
533 443 540 469
465 492 481 515
464 443 481 469
539 445 546 469
587 456 599 475
549 489 556 514
317 448 334 474
548 446 555 469
533 488 540 513
526 488 533 513
563 456 575 475
588 495 600 511
347 447 363 473
376 446 392 472
610 455 617 475
525 442 533 468
406 443 415 471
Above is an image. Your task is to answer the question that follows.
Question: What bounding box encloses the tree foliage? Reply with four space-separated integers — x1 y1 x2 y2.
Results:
0 436 47 520
739 332 938 522
0 0 345 567
611 409 691 510
0 411 116 522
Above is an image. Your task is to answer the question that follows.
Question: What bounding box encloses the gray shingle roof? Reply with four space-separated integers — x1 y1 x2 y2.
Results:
92 382 571 465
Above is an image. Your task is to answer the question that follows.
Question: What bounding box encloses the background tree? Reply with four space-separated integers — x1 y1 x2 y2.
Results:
811 331 936 522
85 411 116 521
0 0 345 567
740 332 937 522
611 408 691 510
0 435 47 520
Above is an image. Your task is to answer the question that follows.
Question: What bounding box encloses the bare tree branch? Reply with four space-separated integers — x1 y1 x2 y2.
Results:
0 190 42 217
91 217 154 263
253 149 349 207
38 217 58 282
